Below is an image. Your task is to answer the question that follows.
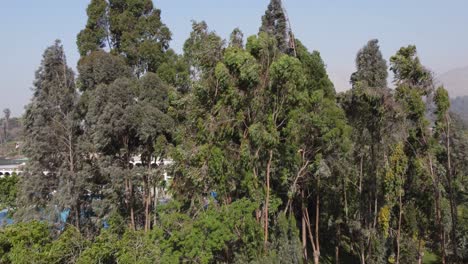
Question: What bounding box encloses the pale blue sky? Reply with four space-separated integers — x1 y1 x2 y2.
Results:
1 0 468 116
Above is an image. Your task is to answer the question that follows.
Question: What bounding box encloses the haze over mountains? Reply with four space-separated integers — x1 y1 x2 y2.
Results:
437 66 468 98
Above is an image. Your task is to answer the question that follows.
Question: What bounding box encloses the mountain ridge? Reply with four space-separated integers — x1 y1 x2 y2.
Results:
436 66 468 98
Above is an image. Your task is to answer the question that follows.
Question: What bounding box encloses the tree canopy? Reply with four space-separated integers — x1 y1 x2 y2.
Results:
2 1 467 263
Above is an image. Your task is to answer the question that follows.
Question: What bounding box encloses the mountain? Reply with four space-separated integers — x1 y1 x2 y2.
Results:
451 96 468 126
436 66 468 98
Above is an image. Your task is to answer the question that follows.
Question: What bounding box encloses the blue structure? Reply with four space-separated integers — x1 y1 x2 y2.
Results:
0 209 13 226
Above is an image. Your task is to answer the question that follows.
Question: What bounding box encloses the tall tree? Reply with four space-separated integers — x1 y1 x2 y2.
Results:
434 86 460 262
259 0 294 54
229 28 244 48
77 0 172 75
18 40 81 228
350 39 388 88
391 45 447 263
340 39 404 264
2 108 11 143
183 21 225 80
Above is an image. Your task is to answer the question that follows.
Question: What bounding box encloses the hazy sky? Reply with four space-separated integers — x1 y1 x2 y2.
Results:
1 0 468 116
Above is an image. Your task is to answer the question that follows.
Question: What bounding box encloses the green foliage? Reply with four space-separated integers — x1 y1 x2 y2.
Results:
259 0 290 53
183 21 225 74
0 221 52 263
378 205 391 238
0 173 18 211
383 143 408 203
14 2 468 264
351 39 388 88
390 45 432 92
48 226 89 264
78 0 172 75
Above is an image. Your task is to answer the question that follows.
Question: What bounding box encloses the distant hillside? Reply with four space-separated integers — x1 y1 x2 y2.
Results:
451 96 468 126
437 66 468 98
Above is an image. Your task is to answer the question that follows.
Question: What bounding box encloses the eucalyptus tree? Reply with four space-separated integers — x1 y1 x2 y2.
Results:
390 45 447 263
434 86 461 262
260 0 293 54
77 0 172 76
350 39 388 88
173 13 352 262
229 28 244 48
340 39 404 264
183 21 225 81
133 73 174 231
18 40 82 228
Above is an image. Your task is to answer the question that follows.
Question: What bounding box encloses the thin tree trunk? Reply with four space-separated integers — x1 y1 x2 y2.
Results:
396 191 403 264
445 114 459 262
302 209 308 262
153 185 158 226
429 155 446 264
314 178 321 264
417 239 424 264
264 150 273 251
144 174 150 232
335 224 340 264
124 137 135 231
68 131 80 230
343 177 348 219
361 249 366 264
129 181 135 230
75 201 80 230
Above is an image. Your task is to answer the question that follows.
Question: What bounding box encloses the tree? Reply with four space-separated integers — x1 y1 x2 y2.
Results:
390 45 432 93
379 143 408 264
259 0 293 53
77 0 172 75
434 86 460 262
350 39 388 88
391 45 448 263
183 21 225 80
340 39 404 264
229 28 244 48
2 108 11 143
0 173 18 211
0 221 52 263
18 40 81 229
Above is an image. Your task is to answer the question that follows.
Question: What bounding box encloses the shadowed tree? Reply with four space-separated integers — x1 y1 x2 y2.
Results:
229 28 244 48
350 39 388 88
260 0 291 53
18 40 81 229
77 0 172 75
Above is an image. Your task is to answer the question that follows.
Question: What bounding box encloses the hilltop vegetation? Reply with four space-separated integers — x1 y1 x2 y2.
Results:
0 0 467 263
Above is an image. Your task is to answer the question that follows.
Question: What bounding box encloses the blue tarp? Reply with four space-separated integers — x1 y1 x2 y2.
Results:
0 209 13 226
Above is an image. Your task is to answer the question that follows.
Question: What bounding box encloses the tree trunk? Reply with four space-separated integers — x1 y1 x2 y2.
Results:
302 211 308 262
75 200 80 230
264 150 273 251
361 249 366 264
417 239 424 264
314 179 321 264
429 156 446 264
335 246 339 264
153 185 159 227
396 191 403 264
445 115 459 262
129 181 135 230
144 174 150 232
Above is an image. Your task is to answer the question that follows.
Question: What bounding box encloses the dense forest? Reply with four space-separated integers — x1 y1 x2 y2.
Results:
0 0 467 263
